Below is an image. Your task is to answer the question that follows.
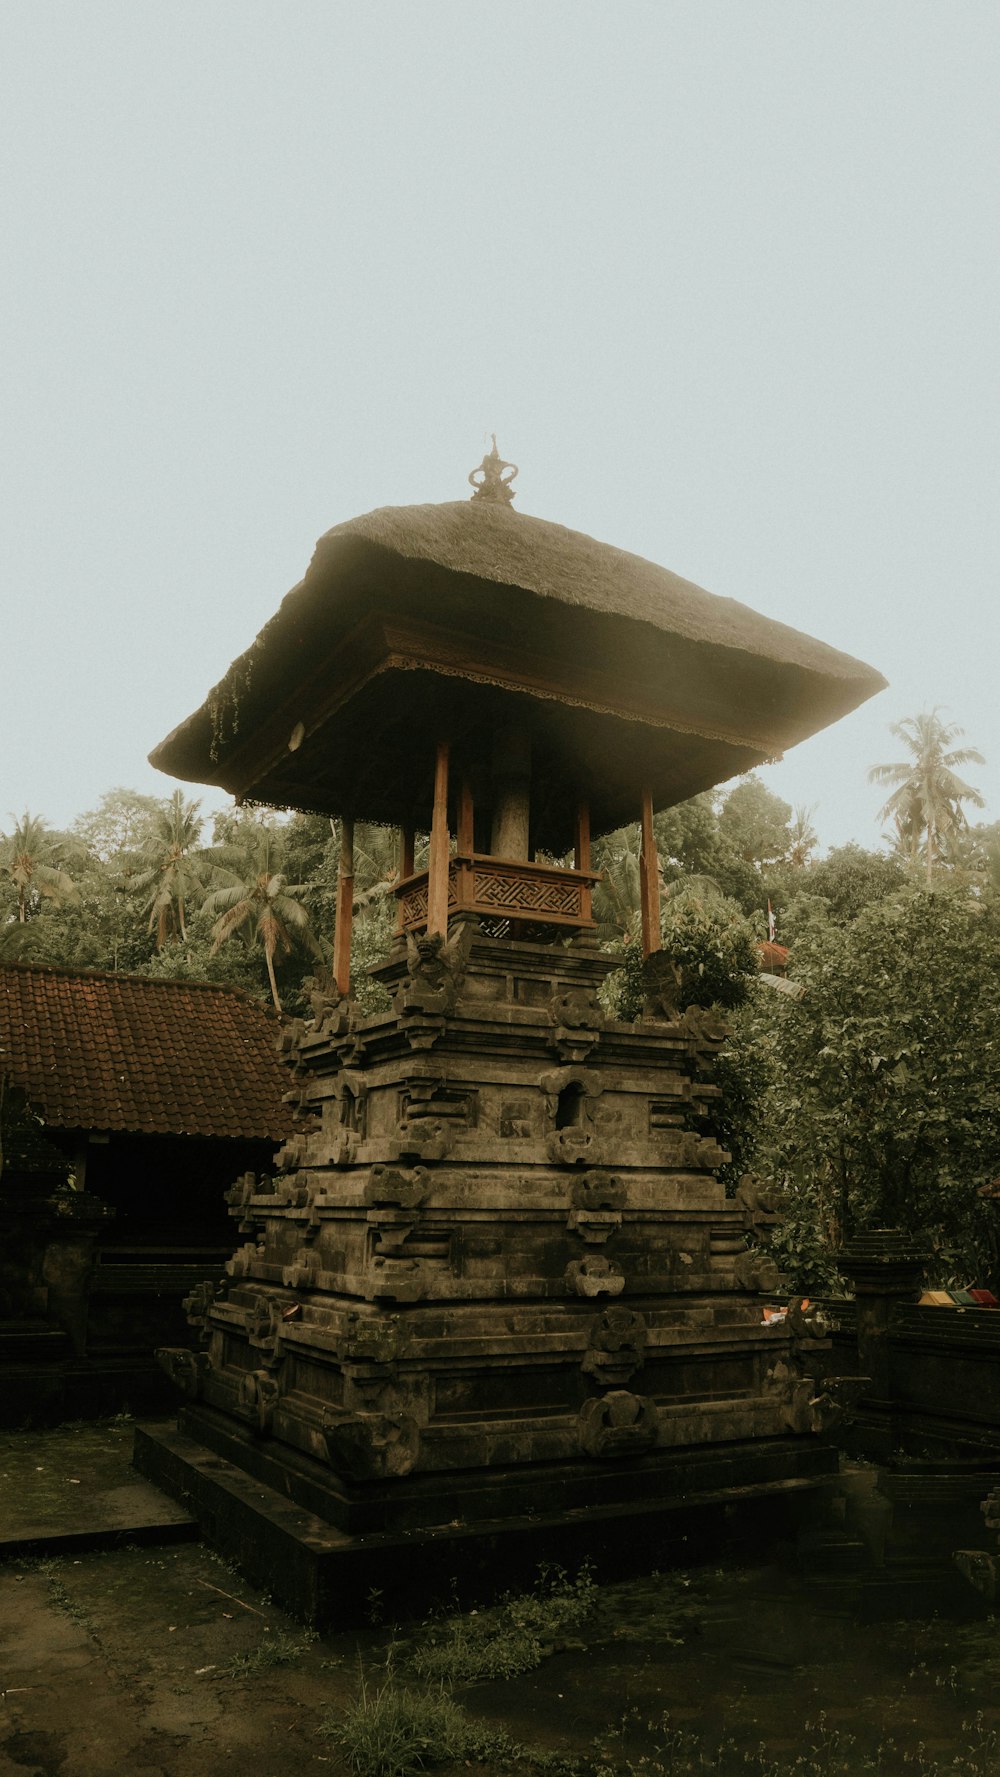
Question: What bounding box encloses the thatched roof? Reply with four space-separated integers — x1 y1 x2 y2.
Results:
151 498 885 846
321 502 870 682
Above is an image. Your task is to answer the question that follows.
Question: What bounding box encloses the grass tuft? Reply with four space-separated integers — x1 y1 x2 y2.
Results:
224 1627 315 1678
321 1671 476 1776
406 1561 597 1684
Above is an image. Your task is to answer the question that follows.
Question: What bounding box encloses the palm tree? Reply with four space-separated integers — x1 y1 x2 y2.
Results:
787 805 819 869
0 813 80 922
126 791 214 948
202 825 321 1013
868 710 985 884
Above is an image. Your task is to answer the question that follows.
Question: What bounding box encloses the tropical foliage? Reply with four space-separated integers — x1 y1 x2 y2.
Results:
3 704 997 1294
869 708 984 881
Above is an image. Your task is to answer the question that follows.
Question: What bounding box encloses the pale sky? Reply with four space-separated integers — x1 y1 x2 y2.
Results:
2 3 998 852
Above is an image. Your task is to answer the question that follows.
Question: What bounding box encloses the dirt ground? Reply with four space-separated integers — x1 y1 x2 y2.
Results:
2 1541 1000 1776
2 1424 1000 1776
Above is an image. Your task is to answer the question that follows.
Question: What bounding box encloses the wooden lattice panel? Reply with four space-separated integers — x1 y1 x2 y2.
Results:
397 856 597 933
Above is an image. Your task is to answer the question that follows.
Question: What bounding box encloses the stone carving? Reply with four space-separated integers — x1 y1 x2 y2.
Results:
734 1173 785 1236
733 1247 782 1293
157 1347 206 1398
581 1306 647 1384
275 1173 312 1208
548 1127 594 1166
323 1408 420 1479
304 973 353 1039
578 1389 658 1458
547 985 602 1062
183 1278 221 1342
642 950 682 1019
567 1204 621 1244
571 1172 625 1211
238 1367 280 1434
282 1248 320 1291
338 1310 406 1365
394 924 472 1017
766 1359 867 1436
549 985 602 1030
364 1165 431 1209
566 1254 625 1297
388 1117 453 1163
245 1295 283 1365
226 1240 265 1280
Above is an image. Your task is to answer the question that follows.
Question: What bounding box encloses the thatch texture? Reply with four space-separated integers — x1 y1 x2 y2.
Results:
150 498 885 838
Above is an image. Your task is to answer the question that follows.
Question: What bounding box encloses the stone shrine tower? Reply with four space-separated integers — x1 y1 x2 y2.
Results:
138 445 885 1619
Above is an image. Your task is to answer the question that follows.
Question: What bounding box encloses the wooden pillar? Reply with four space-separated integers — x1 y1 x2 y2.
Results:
639 788 661 958
575 800 592 921
490 724 531 860
457 774 475 856
427 741 451 937
333 816 354 995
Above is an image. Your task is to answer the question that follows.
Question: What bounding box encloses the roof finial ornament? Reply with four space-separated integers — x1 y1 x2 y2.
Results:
469 435 518 506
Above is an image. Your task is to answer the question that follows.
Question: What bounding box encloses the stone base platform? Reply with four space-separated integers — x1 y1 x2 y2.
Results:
133 1417 838 1627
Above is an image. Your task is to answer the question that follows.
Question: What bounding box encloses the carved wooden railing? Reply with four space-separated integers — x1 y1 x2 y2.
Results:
395 854 600 935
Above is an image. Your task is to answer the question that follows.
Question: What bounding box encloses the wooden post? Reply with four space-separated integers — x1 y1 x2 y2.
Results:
639 788 661 958
427 741 451 937
457 775 475 856
575 800 592 922
333 816 354 995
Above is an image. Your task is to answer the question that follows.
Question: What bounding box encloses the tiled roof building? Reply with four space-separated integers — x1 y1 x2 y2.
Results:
0 963 291 1142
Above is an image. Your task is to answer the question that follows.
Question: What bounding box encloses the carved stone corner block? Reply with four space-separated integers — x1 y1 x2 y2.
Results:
565 1255 625 1298
765 1359 817 1435
275 1134 311 1174
157 1346 207 1399
226 1241 265 1281
548 984 603 1032
276 1017 307 1064
339 1310 406 1366
322 1409 420 1480
368 1262 432 1304
733 1248 783 1294
388 1119 452 1163
567 1207 621 1245
581 1306 648 1385
547 1128 594 1166
571 1171 625 1212
237 1368 280 1434
364 1165 431 1210
275 1173 311 1209
245 1296 284 1366
182 1278 222 1341
733 1172 786 1236
578 1389 658 1458
549 1029 600 1065
366 1209 419 1254
679 1005 730 1050
225 1172 258 1217
282 1248 321 1291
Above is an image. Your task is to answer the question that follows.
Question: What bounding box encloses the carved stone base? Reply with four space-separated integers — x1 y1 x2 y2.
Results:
134 1417 836 1626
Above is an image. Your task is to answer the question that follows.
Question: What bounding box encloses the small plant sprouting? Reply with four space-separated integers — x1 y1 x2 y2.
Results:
224 1627 316 1679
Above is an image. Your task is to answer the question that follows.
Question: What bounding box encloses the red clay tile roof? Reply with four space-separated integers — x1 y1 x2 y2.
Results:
0 963 292 1141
